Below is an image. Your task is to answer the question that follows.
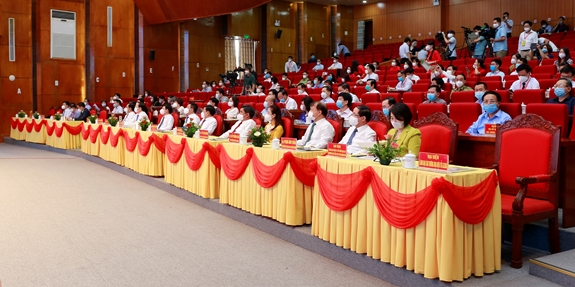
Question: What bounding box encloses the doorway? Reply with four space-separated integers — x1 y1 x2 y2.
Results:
364 20 373 49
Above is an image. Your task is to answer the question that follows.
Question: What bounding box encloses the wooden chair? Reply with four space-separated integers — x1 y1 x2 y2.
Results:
494 114 561 268
412 112 458 162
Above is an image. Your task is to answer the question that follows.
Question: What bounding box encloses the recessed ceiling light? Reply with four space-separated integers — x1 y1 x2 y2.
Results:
363 0 367 3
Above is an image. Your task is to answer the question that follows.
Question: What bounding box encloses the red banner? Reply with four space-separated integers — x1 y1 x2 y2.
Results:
484 124 497 135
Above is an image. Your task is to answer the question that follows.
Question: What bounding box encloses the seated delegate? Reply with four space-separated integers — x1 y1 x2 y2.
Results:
338 105 376 154
198 105 218 135
156 104 175 132
386 103 421 157
466 90 512 135
218 105 256 139
546 78 575 115
296 101 335 149
264 105 285 140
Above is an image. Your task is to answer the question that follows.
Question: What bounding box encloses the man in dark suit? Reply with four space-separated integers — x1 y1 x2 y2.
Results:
74 102 91 121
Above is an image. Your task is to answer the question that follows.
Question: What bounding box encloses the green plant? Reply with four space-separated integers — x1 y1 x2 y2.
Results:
88 115 98 124
32 112 40 119
139 119 151 131
107 116 119 127
249 126 270 147
17 110 26 118
366 137 400 165
54 113 62 121
183 122 200 138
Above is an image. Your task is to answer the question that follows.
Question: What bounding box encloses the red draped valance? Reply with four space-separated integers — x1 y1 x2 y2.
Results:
315 163 499 228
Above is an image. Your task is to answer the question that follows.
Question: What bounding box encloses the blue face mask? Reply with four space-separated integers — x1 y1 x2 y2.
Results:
264 102 269 109
383 108 389 117
427 93 436 101
365 85 370 91
555 88 567 98
484 103 499 114
336 100 343 109
542 49 548 53
314 80 318 84
490 65 496 72
311 55 315 59
398 77 403 82
280 98 286 103
265 74 270 79
328 76 333 81
475 91 485 101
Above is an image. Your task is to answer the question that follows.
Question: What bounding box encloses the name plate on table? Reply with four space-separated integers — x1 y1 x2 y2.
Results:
484 124 497 135
281 137 297 150
229 133 240 143
327 143 347 158
419 152 449 170
200 130 209 139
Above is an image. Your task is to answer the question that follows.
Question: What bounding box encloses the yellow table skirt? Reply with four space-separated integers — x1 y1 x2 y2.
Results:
311 156 501 282
9 117 26 141
80 123 101 156
45 120 82 150
123 129 164 176
26 119 46 144
98 126 125 166
164 135 221 199
219 143 324 226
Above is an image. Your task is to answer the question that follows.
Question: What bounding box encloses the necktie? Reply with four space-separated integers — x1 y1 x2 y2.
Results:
200 119 205 126
136 115 139 121
522 82 526 89
158 117 164 129
231 121 241 133
346 127 358 146
304 123 316 145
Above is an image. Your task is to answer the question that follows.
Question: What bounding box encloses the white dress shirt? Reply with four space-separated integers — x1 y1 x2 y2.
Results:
399 42 410 59
199 116 218 135
136 111 149 122
322 97 335 103
510 77 540 91
285 61 298 73
485 70 505 80
408 74 420 83
394 79 414 92
518 31 538 51
284 97 298 110
63 108 72 119
328 62 343 70
339 124 376 154
123 111 137 125
157 114 175 131
220 119 256 139
112 105 123 114
185 114 200 126
350 93 360 102
312 63 324 71
296 118 335 149
361 73 379 83
336 108 353 119
226 107 239 119
538 38 558 52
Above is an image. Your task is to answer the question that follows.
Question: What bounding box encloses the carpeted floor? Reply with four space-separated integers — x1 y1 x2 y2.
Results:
0 144 391 287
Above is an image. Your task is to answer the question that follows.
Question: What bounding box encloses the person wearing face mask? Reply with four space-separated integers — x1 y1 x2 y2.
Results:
219 105 256 139
200 81 212 92
387 103 421 157
135 102 149 123
388 70 413 92
263 71 273 83
399 37 411 61
111 99 124 115
216 88 229 103
442 30 457 60
411 58 421 68
296 102 335 148
509 64 540 95
320 86 335 104
510 57 525 75
328 56 343 70
404 68 420 84
509 54 520 74
554 48 573 73
466 91 511 135
253 85 266 96
538 20 553 35
82 99 92 111
471 59 487 77
356 64 379 85
473 82 488 104
536 43 554 62
61 101 72 118
485 59 505 80
308 53 317 63
389 59 403 73
67 103 79 120
74 102 91 122
502 12 514 38
225 96 240 119
410 39 420 59
547 78 575 115
312 76 324 89
336 93 353 120
264 105 285 140
365 79 380 94
381 97 396 119
184 103 201 125
424 41 442 65
451 74 473 97
243 67 257 95
261 94 276 117
122 102 138 125
297 83 309 96
553 16 568 33
339 106 376 155
281 72 292 87
156 103 175 132
297 72 310 86
195 105 217 135
441 65 456 85
172 98 185 118
298 96 314 121
285 56 298 73
278 89 298 110
422 85 447 105
99 100 110 114
338 83 359 102
491 17 508 58
270 76 280 91
110 93 123 104
471 25 488 59
312 59 324 71
401 60 412 72
518 21 537 60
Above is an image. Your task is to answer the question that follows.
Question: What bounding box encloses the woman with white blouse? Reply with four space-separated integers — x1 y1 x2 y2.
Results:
225 96 240 119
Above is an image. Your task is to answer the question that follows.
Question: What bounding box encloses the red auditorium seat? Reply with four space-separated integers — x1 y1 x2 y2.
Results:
483 81 503 90
213 115 224 136
512 89 545 104
382 92 401 103
365 102 382 112
482 76 502 82
533 65 556 76
451 91 476 103
411 84 428 92
404 103 418 123
326 111 343 142
499 103 522 119
326 103 337 111
309 94 321 101
360 93 380 103
281 109 294 138
526 103 569 137
449 103 482 133
171 112 179 128
417 103 447 119
531 73 553 80
402 92 424 106
413 112 458 162
367 121 389 141
538 79 557 91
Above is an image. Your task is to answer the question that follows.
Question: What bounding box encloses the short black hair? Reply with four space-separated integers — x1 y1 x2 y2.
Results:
297 83 307 90
404 37 411 43
63 101 70 106
77 102 86 108
164 103 173 113
428 85 441 94
357 105 372 122
494 17 502 23
241 105 255 118
524 20 532 26
390 103 413 126
303 96 314 111
503 12 509 15
431 77 445 89
475 81 488 90
560 65 574 75
405 67 415 74
231 95 240 108
323 85 333 94
313 101 328 116
268 89 279 98
473 25 482 31
175 97 183 106
366 64 375 72
482 90 502 102
340 83 350 91
209 97 220 106
338 93 353 107
383 97 397 106
127 102 135 110
367 79 377 88
491 58 502 66
190 102 198 113
204 105 216 116
541 20 548 25
278 89 287 96
516 64 532 73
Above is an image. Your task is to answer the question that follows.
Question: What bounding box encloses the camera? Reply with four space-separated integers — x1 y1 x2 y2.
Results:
479 23 496 39
461 26 472 37
435 32 447 47
219 71 238 84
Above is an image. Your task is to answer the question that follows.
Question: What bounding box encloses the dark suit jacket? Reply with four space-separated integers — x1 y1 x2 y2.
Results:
75 108 91 121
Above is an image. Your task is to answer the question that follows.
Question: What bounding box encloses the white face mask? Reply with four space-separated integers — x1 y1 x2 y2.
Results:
236 114 244 121
264 114 272 122
200 112 205 119
172 103 177 108
215 94 220 99
123 107 128 113
511 59 517 64
559 53 566 59
456 81 464 88
519 75 529 83
475 32 479 35
447 33 454 38
160 108 166 115
219 82 223 86
403 64 409 69
135 107 140 113
61 105 66 110
391 62 397 66
202 84 206 88
391 120 404 130
300 104 306 111
347 69 351 74
425 45 432 51
524 27 530 32
348 116 359 127
307 84 312 88
256 89 261 93
184 108 190 114
303 75 308 79
282 77 287 80
297 89 303 95
321 92 328 99
212 84 216 87
227 101 233 107
412 62 417 66
308 110 316 120
493 23 499 28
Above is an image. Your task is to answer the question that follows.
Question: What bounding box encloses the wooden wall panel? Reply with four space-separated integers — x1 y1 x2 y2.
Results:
266 0 297 73
185 18 225 89
337 5 354 51
230 9 261 39
142 21 179 93
303 2 331 61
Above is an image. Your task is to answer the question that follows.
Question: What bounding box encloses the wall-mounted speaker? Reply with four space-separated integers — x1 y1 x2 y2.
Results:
275 29 282 39
149 50 155 61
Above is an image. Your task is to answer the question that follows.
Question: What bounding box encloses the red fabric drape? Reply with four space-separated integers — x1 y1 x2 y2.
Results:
81 125 90 140
124 132 139 152
204 142 221 169
10 118 18 129
137 134 154 156
45 122 56 136
218 145 253 180
315 163 499 228
100 126 110 145
251 152 291 188
165 137 187 163
109 129 123 147
90 125 102 143
150 134 167 154
291 156 323 187
33 120 46 132
25 120 34 133
183 142 209 171
17 120 26 132
64 124 82 135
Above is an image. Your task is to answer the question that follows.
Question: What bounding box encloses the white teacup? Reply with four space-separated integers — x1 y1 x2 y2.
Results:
402 152 416 169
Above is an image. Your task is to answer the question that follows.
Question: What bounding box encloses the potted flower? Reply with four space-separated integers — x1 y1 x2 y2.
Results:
54 112 62 121
107 116 119 127
366 137 400 166
139 119 151 131
17 110 26 118
87 115 98 124
249 126 270 148
183 122 200 138
32 112 40 119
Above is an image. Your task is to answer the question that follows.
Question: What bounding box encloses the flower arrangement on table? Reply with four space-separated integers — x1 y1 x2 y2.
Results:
249 126 270 147
17 110 26 118
87 115 98 124
107 116 119 127
366 136 400 165
54 112 62 121
32 112 40 119
139 119 151 131
183 122 200 138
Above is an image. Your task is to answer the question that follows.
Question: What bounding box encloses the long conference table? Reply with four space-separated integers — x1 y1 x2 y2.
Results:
9 116 501 282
